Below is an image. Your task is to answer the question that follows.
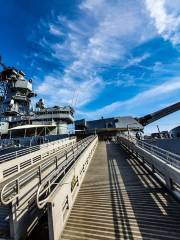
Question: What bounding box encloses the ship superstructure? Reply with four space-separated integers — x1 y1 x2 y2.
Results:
0 58 74 138
32 105 74 135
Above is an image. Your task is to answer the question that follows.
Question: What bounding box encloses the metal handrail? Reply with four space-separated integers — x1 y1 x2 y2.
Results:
36 136 97 209
0 138 76 182
0 135 95 205
0 137 75 163
120 135 180 169
136 140 180 169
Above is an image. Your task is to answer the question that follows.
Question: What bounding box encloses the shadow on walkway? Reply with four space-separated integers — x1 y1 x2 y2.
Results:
106 142 180 239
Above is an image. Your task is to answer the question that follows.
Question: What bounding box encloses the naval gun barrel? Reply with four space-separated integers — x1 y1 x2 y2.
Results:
137 102 180 126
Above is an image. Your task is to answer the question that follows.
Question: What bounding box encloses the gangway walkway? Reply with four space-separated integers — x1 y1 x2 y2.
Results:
62 142 180 239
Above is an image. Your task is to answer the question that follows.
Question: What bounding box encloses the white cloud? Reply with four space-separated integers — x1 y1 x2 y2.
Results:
37 74 104 107
79 0 105 12
145 0 180 45
81 77 180 119
37 0 155 108
49 24 64 36
31 0 180 122
124 53 150 69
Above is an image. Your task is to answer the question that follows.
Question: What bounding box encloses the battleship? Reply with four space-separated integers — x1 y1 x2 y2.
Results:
0 59 179 240
1 57 180 144
0 57 74 147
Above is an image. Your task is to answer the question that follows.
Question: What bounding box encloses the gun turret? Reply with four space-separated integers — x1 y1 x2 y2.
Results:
137 102 180 126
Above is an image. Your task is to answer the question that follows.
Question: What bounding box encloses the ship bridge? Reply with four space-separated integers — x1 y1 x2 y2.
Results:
0 134 179 240
34 106 74 124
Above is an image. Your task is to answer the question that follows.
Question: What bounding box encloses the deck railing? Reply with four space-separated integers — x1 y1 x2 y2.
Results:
121 135 180 170
0 137 75 163
0 135 95 205
136 140 180 169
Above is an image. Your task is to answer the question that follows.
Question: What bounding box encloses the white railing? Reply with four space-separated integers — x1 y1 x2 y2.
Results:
121 135 180 170
136 140 180 169
36 135 97 209
0 137 76 181
0 137 75 163
0 135 95 205
119 135 180 200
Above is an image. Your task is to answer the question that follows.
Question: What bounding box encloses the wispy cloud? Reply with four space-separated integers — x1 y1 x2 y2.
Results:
145 0 180 45
37 74 104 107
124 53 150 69
28 0 180 124
49 24 64 36
81 77 180 119
36 0 155 107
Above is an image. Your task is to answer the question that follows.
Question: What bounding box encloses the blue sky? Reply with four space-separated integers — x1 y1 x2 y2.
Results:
0 0 180 133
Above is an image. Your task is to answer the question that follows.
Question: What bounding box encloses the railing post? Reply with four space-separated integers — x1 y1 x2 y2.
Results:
38 166 42 184
166 152 169 164
16 179 20 205
48 180 51 194
72 146 74 158
65 150 68 169
55 156 58 170
16 179 20 195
